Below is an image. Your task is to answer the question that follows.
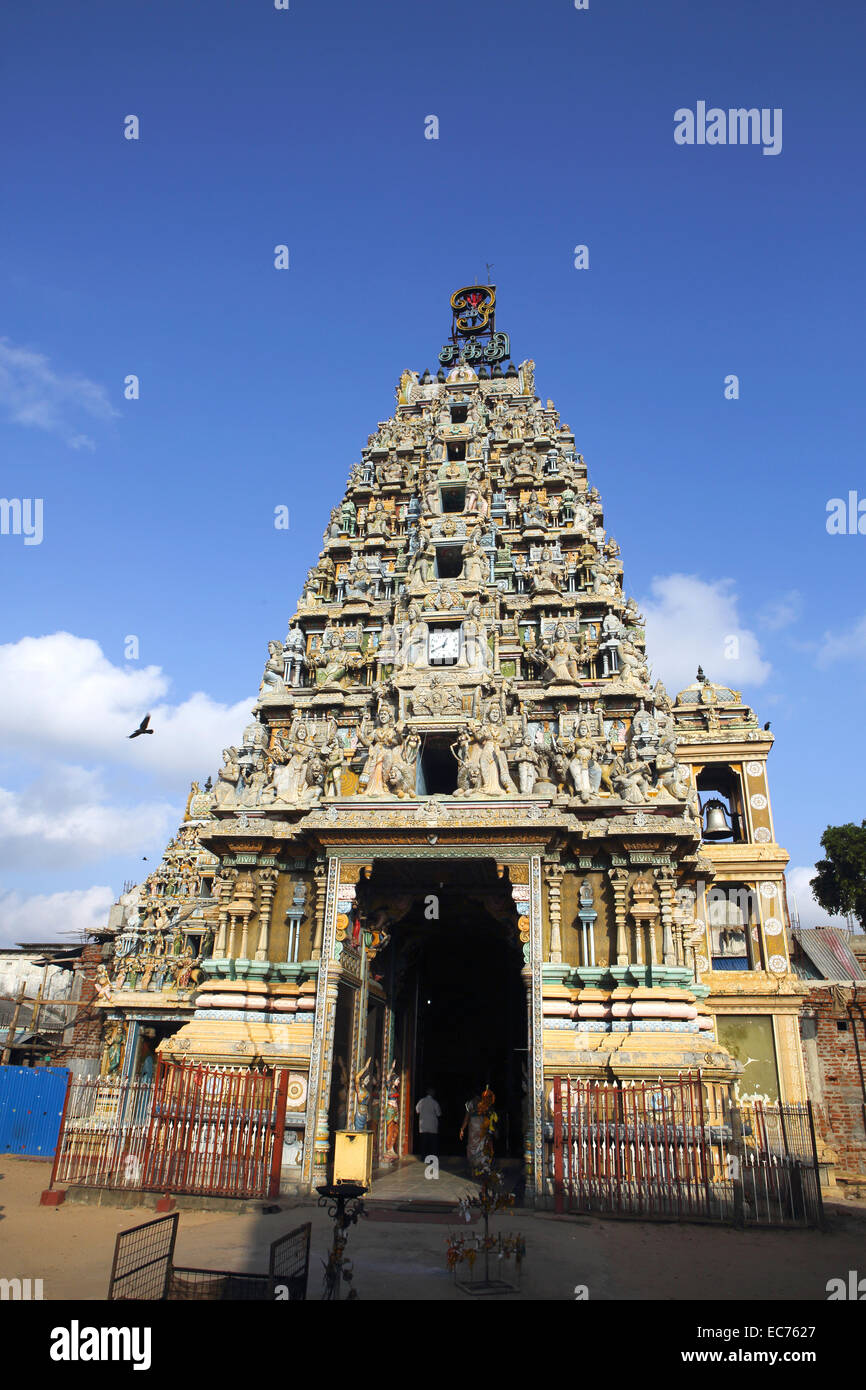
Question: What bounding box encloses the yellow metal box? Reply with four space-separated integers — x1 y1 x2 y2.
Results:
333 1129 373 1186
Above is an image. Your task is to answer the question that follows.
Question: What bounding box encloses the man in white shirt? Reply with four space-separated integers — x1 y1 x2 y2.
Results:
415 1087 442 1157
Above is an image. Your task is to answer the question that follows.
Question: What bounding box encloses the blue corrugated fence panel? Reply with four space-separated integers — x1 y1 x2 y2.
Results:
0 1065 70 1156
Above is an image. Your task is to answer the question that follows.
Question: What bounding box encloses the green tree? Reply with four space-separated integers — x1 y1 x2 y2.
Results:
811 821 866 928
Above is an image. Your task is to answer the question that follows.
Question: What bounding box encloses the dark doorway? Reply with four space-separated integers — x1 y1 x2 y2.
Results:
370 861 526 1165
414 891 525 1157
418 735 458 795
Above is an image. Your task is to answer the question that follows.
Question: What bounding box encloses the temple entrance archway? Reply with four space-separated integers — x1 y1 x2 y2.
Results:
358 858 528 1172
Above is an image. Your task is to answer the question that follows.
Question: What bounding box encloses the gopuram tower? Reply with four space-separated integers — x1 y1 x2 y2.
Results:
99 286 808 1198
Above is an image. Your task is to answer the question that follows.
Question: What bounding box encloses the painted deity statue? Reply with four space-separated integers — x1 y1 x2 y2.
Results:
513 734 540 795
462 533 487 587
213 746 241 808
468 705 516 796
542 623 584 684
460 601 488 671
260 640 287 694
357 707 417 798
270 723 322 804
383 1061 400 1160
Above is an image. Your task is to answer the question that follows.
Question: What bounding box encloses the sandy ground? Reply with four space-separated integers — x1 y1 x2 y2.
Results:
2 1155 864 1302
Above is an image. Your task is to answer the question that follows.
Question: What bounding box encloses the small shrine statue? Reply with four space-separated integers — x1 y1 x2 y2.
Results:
353 1057 373 1131
542 623 584 684
213 746 241 808
260 640 287 694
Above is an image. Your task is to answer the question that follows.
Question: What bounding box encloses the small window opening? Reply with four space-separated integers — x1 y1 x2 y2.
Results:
441 487 465 514
418 735 459 795
436 546 464 579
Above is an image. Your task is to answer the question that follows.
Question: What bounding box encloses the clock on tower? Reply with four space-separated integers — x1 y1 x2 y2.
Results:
428 625 461 667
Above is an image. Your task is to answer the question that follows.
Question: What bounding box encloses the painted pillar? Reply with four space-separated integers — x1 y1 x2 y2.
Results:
302 856 340 1187
655 868 677 966
311 862 327 960
505 862 535 1188
609 867 630 965
120 1020 140 1080
772 1012 809 1104
213 870 237 959
254 868 278 962
529 854 544 1202
349 948 371 1129
544 862 564 964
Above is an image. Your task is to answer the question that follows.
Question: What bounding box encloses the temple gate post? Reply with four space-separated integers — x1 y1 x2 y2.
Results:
302 856 340 1186
529 854 544 1201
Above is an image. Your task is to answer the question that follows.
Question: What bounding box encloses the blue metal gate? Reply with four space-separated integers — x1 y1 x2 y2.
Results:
0 1066 70 1156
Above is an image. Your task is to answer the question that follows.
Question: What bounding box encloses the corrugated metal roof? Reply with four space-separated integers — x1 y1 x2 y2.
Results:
793 927 865 982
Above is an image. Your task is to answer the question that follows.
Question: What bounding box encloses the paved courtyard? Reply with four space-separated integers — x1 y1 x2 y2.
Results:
1 1156 864 1302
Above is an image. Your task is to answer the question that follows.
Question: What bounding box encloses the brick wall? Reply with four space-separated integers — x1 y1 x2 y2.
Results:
63 937 110 1064
802 985 866 1180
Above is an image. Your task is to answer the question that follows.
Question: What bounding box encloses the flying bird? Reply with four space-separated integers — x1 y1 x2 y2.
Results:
129 714 154 739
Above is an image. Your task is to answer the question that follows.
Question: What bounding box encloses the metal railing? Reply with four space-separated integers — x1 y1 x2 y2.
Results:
52 1061 289 1200
547 1073 823 1228
107 1213 311 1300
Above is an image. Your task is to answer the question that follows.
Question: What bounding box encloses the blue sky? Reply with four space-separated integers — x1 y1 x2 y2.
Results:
1 0 864 941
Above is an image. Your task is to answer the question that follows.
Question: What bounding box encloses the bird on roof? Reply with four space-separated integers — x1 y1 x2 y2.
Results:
764 721 771 731
129 714 153 739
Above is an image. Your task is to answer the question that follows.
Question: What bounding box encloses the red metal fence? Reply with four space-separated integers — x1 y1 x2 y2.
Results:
52 1061 289 1200
548 1072 823 1228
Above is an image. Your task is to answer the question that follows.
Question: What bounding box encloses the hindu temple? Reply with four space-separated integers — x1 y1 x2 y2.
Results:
96 286 809 1198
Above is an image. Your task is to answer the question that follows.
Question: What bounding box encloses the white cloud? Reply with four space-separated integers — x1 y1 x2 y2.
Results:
816 613 866 667
757 590 802 632
0 634 257 930
0 632 254 781
0 886 114 948
0 338 119 448
638 574 771 695
0 768 175 869
786 866 851 931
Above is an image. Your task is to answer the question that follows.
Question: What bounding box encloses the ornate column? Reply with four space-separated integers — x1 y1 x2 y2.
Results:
529 854 544 1201
630 877 659 965
655 867 677 966
609 868 630 965
577 879 597 967
254 868 278 962
504 864 531 963
302 856 340 1186
673 885 697 970
544 862 565 964
311 861 328 960
213 869 237 959
285 882 307 963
